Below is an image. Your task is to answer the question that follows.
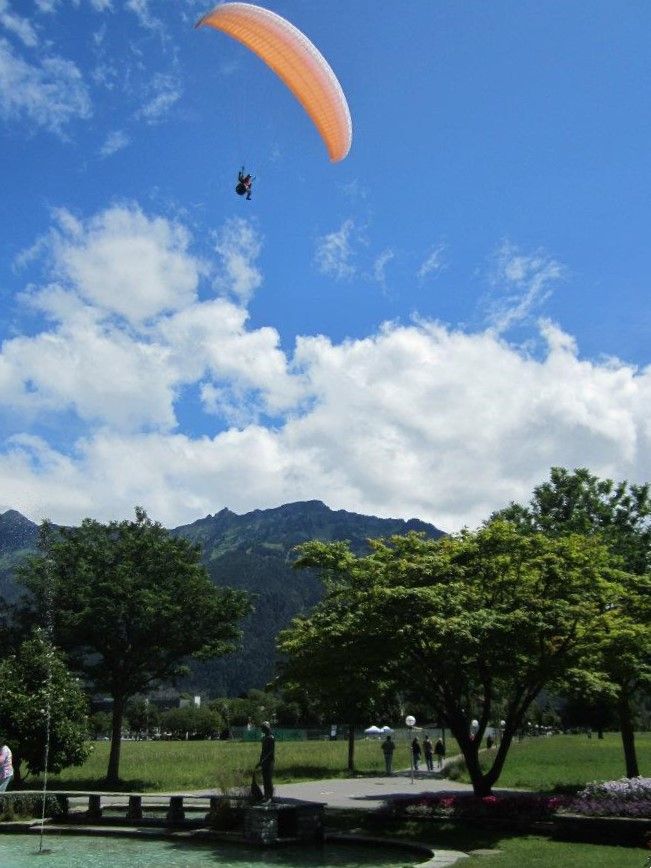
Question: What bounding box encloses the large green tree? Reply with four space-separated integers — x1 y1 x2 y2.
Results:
0 630 90 786
18 509 249 785
278 552 397 771
290 522 623 795
493 467 651 776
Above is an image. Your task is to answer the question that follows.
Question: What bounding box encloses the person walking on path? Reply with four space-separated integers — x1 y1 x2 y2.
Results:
381 734 395 775
255 721 275 802
434 737 446 769
0 742 13 792
423 735 434 771
411 736 422 772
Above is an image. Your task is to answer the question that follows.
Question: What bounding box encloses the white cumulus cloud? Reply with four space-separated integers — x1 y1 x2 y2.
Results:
2 307 651 531
5 210 651 533
29 204 204 323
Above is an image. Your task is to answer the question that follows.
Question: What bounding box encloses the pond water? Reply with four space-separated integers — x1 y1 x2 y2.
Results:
0 834 421 868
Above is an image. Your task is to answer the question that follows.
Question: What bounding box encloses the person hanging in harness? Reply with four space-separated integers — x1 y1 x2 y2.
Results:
236 167 253 200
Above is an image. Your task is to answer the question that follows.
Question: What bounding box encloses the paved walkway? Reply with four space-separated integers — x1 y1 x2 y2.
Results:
272 768 474 811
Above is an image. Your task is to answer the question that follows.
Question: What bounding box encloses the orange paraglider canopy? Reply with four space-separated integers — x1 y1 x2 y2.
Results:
195 2 352 162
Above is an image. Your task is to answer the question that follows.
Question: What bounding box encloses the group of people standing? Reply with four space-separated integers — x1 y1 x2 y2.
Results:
381 733 445 775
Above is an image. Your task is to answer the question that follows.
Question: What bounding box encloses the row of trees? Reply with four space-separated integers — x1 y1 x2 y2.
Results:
91 689 305 740
277 468 650 796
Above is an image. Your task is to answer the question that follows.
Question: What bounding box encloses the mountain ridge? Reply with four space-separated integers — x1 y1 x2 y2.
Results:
0 501 444 695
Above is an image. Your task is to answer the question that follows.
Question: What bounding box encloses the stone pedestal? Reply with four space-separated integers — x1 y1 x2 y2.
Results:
243 802 324 845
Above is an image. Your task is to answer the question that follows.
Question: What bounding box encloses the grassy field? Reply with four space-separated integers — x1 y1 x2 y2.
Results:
328 812 649 868
462 732 651 792
32 736 450 792
26 731 649 795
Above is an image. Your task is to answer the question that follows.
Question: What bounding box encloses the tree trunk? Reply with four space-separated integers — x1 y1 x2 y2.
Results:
480 730 515 794
12 757 22 788
106 694 126 786
466 751 492 797
347 723 355 773
458 735 489 796
618 691 639 778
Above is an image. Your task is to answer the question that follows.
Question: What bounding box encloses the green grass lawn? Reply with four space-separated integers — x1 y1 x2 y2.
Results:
31 736 447 792
27 731 648 794
329 812 648 868
462 732 651 792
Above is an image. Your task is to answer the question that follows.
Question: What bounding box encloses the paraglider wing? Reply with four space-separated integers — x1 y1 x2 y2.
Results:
195 2 352 162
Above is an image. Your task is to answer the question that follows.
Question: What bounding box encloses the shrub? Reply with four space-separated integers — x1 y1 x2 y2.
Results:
0 793 66 821
442 756 467 781
564 776 651 818
206 797 245 831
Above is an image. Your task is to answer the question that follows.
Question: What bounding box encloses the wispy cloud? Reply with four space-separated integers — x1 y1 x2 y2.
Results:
0 0 39 46
126 0 163 32
136 73 181 124
35 0 113 13
417 243 446 281
213 217 263 303
341 178 368 203
372 248 394 287
486 240 564 333
0 37 91 134
314 218 357 280
99 129 130 157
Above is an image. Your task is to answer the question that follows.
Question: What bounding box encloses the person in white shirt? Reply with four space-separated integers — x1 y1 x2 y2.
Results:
0 743 13 792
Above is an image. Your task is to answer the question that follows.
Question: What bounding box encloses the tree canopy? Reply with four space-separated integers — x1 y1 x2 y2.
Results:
0 630 90 784
18 509 249 784
287 521 624 794
279 545 398 770
493 466 651 776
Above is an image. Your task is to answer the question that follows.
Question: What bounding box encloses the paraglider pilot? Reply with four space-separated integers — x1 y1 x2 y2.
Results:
236 167 253 200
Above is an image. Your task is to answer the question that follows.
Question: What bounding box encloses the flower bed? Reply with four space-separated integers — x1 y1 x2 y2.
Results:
562 776 651 819
385 793 565 824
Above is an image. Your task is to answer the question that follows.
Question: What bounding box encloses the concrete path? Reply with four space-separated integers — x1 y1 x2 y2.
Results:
272 768 474 811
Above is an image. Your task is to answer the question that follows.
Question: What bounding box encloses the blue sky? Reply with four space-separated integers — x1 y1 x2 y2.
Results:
1 0 650 531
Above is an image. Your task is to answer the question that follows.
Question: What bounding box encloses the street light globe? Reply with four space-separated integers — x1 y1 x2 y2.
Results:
500 720 506 728
471 719 479 729
405 715 416 727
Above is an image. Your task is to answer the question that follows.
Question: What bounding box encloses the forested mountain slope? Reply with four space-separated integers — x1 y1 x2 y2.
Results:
0 501 443 695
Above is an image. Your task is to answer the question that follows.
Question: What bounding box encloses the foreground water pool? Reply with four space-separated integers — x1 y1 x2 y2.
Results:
0 834 422 867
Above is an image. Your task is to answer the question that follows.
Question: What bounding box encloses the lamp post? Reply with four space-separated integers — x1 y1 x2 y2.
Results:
405 715 416 783
470 718 479 744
